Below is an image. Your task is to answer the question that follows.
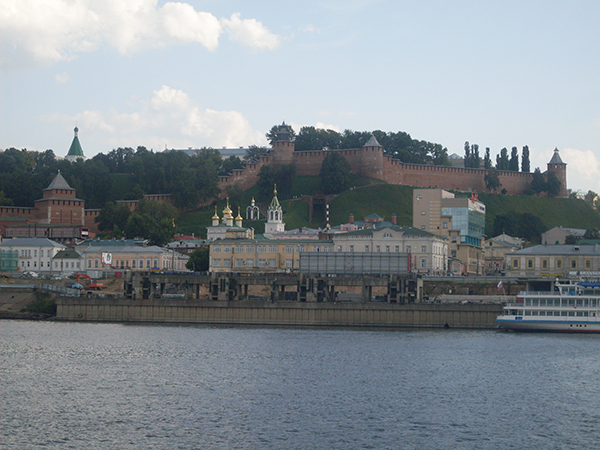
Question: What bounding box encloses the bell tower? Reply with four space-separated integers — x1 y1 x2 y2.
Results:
546 148 567 198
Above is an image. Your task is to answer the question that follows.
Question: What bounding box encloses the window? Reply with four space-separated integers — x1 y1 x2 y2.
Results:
420 259 427 269
585 259 592 269
258 245 266 253
235 259 244 268
132 260 136 268
95 259 99 268
223 245 231 253
542 259 548 269
223 259 231 268
139 259 143 268
556 259 562 268
527 259 533 268
376 246 381 252
246 245 254 253
513 259 519 268
385 245 390 252
258 259 266 268
285 245 293 253
285 259 293 268
153 259 158 267
268 259 276 267
395 246 400 252
443 221 448 229
365 245 370 252
451 250 457 258
213 259 221 267
350 245 354 252
147 259 150 268
246 259 254 268
268 245 277 253
406 246 411 253
235 245 244 253
421 245 427 253
213 245 221 252
297 245 305 253
571 259 577 269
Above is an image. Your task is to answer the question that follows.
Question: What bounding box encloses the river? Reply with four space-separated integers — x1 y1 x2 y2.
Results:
2 321 599 449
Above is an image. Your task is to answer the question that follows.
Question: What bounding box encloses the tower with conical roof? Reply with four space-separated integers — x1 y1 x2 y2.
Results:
264 185 285 236
35 171 85 225
66 126 86 162
547 148 567 198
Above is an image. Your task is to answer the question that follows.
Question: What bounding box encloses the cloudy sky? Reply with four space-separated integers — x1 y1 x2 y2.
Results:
1 1 599 194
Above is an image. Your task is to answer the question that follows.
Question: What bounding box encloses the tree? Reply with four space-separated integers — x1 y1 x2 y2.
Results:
545 172 561 197
471 144 480 168
518 213 546 243
320 152 352 195
266 123 296 144
0 190 13 206
186 247 209 272
219 156 244 176
95 201 132 235
256 164 296 201
484 147 492 169
464 141 471 167
496 148 510 170
509 147 519 171
484 169 501 192
521 145 530 172
244 145 269 163
530 168 546 194
584 229 600 240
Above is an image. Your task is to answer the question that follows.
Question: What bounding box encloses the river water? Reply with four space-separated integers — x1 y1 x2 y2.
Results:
2 321 599 449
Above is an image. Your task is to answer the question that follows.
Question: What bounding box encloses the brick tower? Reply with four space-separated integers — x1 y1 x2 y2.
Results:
546 148 567 198
271 121 294 167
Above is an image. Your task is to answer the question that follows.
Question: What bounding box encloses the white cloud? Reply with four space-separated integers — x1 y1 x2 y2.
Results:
0 1 278 71
561 147 600 193
55 72 70 84
44 85 266 151
221 13 280 50
315 122 341 132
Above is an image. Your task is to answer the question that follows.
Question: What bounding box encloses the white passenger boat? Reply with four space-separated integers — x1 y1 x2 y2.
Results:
496 280 600 332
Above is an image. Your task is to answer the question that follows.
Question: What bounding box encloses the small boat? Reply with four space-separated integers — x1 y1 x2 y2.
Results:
496 280 600 332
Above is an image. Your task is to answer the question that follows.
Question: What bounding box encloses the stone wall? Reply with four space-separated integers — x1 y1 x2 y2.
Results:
56 298 502 329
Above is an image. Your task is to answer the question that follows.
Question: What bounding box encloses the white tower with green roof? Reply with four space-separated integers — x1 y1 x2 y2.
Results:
264 185 285 236
65 126 86 162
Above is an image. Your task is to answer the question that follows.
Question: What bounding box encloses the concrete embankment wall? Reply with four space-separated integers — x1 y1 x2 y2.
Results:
56 298 503 329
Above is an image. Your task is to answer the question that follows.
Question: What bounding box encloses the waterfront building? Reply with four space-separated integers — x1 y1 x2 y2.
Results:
52 248 83 273
484 233 523 275
506 244 600 277
76 239 189 272
0 237 66 273
206 200 254 242
331 225 448 275
413 188 485 275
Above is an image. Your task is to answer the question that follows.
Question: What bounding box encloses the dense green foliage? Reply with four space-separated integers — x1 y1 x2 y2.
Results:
320 152 352 194
0 146 224 210
274 126 451 166
186 248 209 272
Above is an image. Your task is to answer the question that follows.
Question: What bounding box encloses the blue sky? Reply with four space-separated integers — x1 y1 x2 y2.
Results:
2 1 599 194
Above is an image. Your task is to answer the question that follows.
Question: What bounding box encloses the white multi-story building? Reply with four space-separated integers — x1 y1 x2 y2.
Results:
0 237 66 273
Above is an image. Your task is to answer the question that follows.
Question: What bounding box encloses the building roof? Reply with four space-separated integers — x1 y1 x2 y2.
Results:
67 127 84 157
363 134 383 148
0 237 66 248
548 148 565 165
509 244 600 256
53 249 82 259
45 171 74 191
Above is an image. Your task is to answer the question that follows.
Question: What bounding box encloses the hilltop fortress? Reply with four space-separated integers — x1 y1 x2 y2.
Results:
217 124 568 198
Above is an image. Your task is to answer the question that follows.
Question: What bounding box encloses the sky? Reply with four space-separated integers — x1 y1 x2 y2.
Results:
1 0 600 194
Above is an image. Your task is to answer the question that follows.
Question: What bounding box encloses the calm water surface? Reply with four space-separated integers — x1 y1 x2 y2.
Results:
2 321 600 449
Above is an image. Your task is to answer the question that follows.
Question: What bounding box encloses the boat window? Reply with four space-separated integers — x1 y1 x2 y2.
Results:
561 312 567 317
576 312 584 317
525 311 531 316
554 311 561 317
568 311 575 317
584 312 589 317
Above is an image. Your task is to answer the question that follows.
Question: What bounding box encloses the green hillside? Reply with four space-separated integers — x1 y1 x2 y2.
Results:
178 176 600 238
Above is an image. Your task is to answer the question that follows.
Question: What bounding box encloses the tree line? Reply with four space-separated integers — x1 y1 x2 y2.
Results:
267 124 451 166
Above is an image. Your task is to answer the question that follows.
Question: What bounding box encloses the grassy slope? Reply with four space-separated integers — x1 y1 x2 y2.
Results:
178 176 600 237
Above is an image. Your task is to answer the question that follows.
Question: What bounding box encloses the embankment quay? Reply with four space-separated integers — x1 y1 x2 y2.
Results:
58 272 515 329
2 273 533 328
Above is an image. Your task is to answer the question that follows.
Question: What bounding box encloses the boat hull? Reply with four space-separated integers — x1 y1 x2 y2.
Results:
496 317 600 333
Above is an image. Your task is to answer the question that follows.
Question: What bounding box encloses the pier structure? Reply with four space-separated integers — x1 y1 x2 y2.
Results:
126 272 423 304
